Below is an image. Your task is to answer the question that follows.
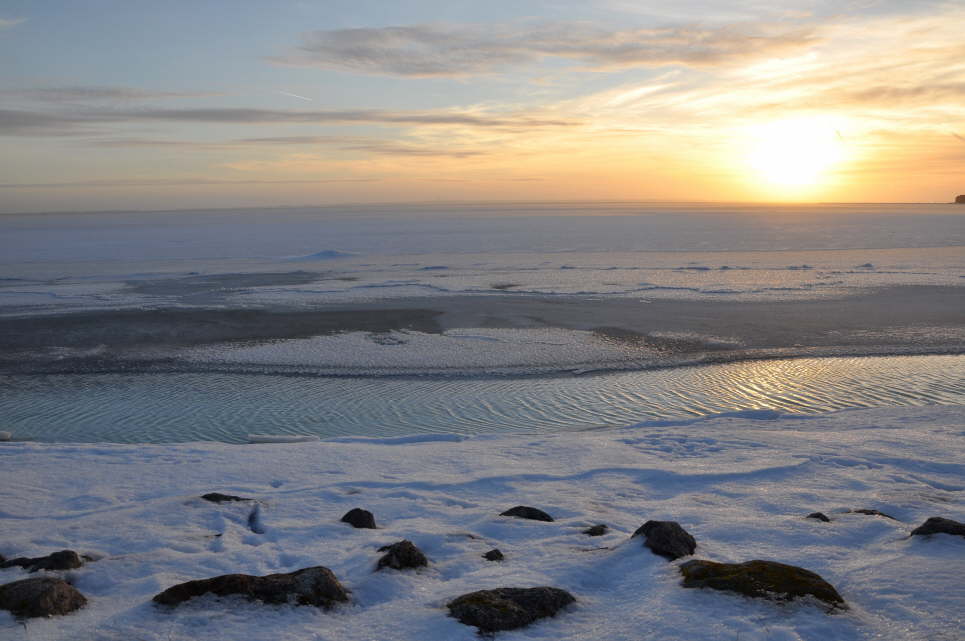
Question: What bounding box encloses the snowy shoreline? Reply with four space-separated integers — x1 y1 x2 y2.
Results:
1 406 963 640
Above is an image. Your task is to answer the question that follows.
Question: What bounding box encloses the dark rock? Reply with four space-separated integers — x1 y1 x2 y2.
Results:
850 509 897 520
483 549 504 562
0 550 84 573
631 520 696 560
447 587 575 632
0 577 87 618
500 506 554 522
376 540 428 571
153 566 348 608
680 560 846 609
583 524 608 536
340 507 376 529
807 512 831 522
955 195 965 204
201 492 252 503
911 516 965 538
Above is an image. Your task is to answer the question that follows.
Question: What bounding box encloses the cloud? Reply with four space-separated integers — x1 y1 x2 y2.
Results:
0 109 108 136
0 177 378 189
0 17 25 29
117 107 576 129
3 86 221 103
275 21 821 77
89 135 487 158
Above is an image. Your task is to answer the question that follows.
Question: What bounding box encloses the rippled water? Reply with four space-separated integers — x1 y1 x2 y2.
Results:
2 354 963 443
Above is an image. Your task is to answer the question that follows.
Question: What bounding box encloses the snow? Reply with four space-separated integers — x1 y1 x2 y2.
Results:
1 406 963 640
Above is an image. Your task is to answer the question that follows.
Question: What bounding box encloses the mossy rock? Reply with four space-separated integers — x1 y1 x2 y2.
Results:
447 587 575 632
679 560 845 609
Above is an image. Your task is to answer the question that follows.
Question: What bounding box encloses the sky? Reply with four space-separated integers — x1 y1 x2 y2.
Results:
1 0 964 212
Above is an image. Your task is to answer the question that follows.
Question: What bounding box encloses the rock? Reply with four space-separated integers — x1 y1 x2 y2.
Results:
911 516 965 538
0 577 87 618
850 509 897 520
340 507 376 529
631 520 696 560
500 506 554 522
955 195 965 204
0 550 84 573
679 560 846 609
583 524 608 536
201 492 252 503
447 587 575 632
0 431 11 442
153 566 348 608
483 549 504 561
807 512 831 522
376 540 428 571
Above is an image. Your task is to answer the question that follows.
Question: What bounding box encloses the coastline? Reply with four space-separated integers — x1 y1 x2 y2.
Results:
2 285 962 377
1 406 962 640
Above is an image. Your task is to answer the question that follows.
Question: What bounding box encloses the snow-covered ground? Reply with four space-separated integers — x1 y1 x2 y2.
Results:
1 406 963 640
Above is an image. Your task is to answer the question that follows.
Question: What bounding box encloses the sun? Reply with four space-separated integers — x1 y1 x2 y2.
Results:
745 117 847 190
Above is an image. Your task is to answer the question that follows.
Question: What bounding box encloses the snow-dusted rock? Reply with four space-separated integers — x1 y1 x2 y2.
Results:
632 520 696 560
500 506 554 522
679 560 846 609
153 566 349 608
447 587 575 632
340 507 376 529
201 492 252 503
807 512 831 522
483 548 504 561
911 516 965 538
0 550 84 573
849 509 897 520
0 577 87 618
376 540 428 571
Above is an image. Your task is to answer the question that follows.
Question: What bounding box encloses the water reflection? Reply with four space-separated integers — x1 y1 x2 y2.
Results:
1 355 962 443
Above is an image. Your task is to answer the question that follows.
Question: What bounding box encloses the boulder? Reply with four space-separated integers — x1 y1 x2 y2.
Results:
0 577 87 618
910 516 965 538
631 520 696 560
583 524 608 536
447 587 575 633
482 549 504 562
340 507 376 529
153 566 349 608
955 195 965 204
0 550 84 573
376 540 428 571
849 509 897 520
201 493 252 503
679 560 845 608
807 512 831 522
500 506 554 522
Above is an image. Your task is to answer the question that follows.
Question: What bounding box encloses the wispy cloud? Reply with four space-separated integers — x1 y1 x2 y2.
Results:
2 86 222 103
0 106 578 136
275 21 821 77
0 177 378 189
0 17 25 29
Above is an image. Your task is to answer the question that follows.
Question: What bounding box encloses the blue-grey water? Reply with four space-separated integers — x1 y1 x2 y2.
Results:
2 354 963 443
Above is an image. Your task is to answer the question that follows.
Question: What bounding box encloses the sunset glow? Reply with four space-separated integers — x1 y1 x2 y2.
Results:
1 2 964 211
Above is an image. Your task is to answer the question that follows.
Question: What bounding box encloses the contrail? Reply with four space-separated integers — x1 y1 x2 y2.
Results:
277 90 313 102
952 132 965 143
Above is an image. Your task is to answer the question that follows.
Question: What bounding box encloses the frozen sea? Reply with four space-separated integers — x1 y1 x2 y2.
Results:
1 202 963 443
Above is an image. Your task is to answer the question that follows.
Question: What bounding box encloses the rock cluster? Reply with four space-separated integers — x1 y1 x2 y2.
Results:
500 505 554 522
911 516 965 538
632 520 696 560
0 550 84 573
447 587 575 633
0 577 87 618
153 566 349 608
376 540 428 571
341 507 377 529
679 559 846 609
